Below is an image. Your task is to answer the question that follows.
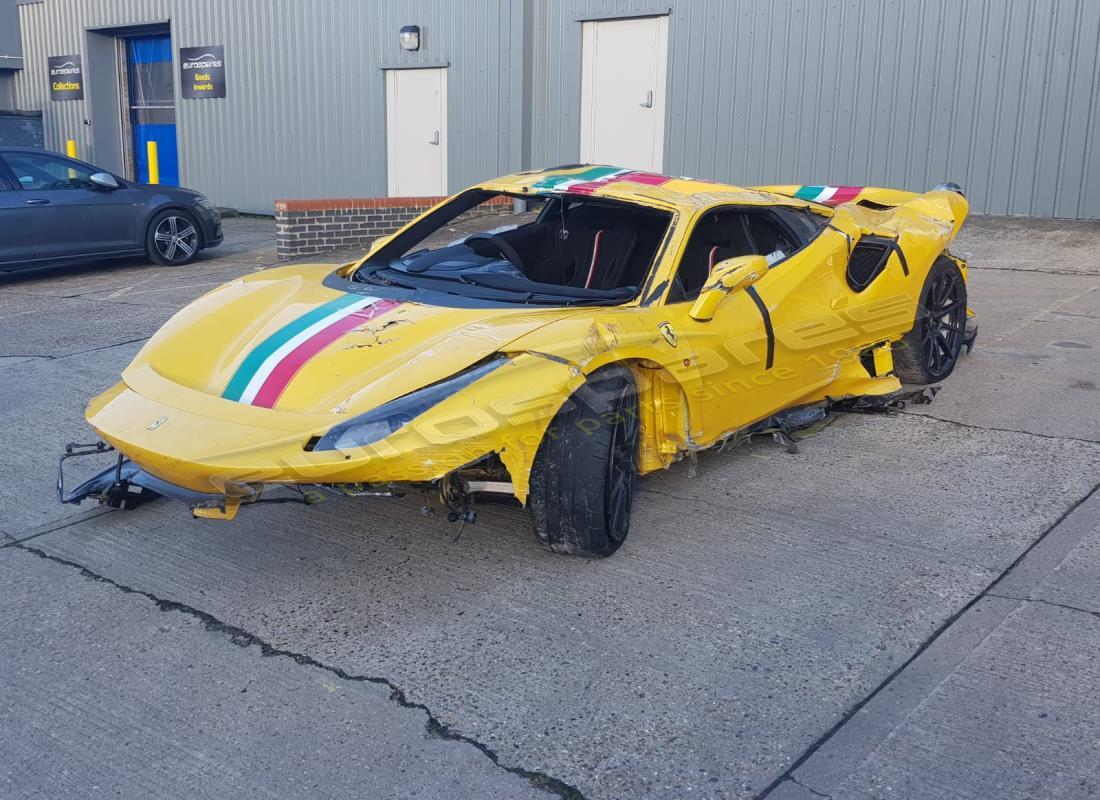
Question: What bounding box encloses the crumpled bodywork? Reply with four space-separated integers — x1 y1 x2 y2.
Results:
68 164 973 517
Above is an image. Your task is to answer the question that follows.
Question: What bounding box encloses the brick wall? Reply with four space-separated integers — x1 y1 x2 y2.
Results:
274 195 511 261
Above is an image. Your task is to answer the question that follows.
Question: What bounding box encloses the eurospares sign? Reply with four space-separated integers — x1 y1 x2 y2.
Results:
48 55 83 100
180 45 226 99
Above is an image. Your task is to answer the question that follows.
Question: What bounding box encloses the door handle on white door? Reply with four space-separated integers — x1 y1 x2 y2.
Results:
428 130 440 145
639 90 653 108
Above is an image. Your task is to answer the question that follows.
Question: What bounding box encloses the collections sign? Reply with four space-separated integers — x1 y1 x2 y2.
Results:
48 54 83 101
180 45 226 99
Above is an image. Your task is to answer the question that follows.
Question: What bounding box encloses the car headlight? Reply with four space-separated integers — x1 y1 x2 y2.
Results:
310 357 509 451
194 195 214 210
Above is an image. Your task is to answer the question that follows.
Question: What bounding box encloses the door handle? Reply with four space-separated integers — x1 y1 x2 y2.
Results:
25 198 50 205
639 90 654 108
428 130 440 145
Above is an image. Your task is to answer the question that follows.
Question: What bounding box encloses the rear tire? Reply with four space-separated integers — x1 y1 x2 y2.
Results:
146 210 201 266
893 258 967 384
528 366 639 558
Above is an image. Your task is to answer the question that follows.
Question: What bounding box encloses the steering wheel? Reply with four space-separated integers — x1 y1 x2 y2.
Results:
465 232 526 273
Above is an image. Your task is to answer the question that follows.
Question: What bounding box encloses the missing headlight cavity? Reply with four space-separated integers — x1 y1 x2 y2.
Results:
846 235 895 292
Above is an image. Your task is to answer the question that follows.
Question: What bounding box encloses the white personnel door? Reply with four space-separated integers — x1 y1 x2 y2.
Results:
580 16 668 173
385 68 447 196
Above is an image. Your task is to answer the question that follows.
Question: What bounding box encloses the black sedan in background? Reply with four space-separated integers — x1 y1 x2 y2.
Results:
0 146 222 271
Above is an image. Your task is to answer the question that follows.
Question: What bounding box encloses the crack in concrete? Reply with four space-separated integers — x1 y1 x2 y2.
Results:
970 265 1100 277
636 486 733 512
986 593 1100 620
2 336 151 362
0 508 115 549
985 283 1100 344
0 355 50 365
755 479 1100 799
895 409 1100 445
0 296 181 318
0 266 251 302
11 539 588 800
786 776 833 799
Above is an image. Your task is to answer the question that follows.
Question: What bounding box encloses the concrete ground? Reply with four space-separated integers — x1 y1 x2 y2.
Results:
1 215 1098 800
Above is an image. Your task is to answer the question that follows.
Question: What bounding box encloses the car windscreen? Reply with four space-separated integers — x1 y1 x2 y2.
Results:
352 190 672 306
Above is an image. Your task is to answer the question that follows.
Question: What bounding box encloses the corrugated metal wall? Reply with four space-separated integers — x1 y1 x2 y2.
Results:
530 0 1100 218
12 0 524 213
12 0 1100 217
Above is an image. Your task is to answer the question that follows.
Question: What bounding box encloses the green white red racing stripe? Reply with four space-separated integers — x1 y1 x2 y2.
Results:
793 185 863 205
222 294 400 408
531 166 675 194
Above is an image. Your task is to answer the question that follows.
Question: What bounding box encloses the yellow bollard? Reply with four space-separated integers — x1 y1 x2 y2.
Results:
147 140 160 185
65 139 78 180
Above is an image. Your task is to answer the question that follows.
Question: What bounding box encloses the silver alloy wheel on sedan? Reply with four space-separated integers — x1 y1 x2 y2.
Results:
153 215 199 263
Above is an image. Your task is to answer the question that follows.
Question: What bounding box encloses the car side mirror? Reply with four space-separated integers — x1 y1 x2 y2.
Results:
90 172 119 190
688 255 770 321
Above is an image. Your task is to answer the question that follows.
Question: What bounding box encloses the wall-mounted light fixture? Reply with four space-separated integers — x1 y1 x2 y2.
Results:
399 25 420 51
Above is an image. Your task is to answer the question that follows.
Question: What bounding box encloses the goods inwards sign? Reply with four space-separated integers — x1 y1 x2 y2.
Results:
180 45 226 99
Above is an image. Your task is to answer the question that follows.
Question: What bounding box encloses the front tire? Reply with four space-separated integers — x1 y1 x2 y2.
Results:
528 366 639 558
146 210 201 266
893 258 967 384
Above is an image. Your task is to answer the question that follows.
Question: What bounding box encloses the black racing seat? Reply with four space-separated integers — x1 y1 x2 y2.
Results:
582 225 638 289
671 212 758 301
525 218 594 285
525 203 639 289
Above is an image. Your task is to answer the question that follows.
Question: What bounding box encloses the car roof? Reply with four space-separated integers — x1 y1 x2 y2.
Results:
0 146 81 159
0 146 59 154
477 164 786 210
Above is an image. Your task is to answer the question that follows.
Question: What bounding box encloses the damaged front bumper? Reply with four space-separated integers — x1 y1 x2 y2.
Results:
57 442 509 522
58 441 234 513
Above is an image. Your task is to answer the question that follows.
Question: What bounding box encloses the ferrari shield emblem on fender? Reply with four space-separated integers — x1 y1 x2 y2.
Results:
658 322 677 347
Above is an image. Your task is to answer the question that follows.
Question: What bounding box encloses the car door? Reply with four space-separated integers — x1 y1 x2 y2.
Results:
1 150 143 260
663 205 849 444
0 160 35 267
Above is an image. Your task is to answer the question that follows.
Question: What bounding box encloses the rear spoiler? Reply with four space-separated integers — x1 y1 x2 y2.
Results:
753 182 965 209
755 182 968 237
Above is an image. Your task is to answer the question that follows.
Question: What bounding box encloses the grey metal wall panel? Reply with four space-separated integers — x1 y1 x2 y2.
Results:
12 0 524 213
11 0 1100 217
529 0 1100 218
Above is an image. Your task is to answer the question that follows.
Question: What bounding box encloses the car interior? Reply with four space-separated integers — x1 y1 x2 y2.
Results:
3 152 97 191
668 206 827 302
356 191 673 304
471 197 670 290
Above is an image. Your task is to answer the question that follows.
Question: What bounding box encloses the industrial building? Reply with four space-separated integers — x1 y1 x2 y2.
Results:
1 0 1097 218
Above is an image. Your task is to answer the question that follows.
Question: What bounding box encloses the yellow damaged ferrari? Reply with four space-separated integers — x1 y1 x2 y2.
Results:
61 165 976 557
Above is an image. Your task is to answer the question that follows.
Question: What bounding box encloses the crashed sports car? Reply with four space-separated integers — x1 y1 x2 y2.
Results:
61 165 976 557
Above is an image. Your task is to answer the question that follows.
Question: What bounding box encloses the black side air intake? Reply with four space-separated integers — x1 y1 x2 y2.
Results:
846 235 895 292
